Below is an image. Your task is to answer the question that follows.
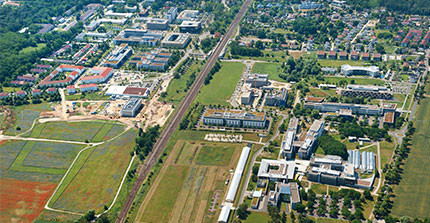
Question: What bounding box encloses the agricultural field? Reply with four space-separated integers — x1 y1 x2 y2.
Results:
136 140 245 223
322 76 385 86
50 129 136 213
161 60 203 105
392 97 430 218
251 62 284 82
25 120 125 142
4 103 51 136
196 62 245 106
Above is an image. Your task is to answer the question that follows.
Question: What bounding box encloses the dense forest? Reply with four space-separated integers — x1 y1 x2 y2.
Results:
0 0 109 86
347 0 430 15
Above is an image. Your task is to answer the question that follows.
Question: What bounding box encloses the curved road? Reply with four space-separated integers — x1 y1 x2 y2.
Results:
115 1 254 222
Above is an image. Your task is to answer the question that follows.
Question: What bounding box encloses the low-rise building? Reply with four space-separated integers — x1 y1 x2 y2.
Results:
341 64 379 77
161 33 191 48
245 73 269 88
147 18 169 30
179 21 201 33
0 92 10 99
103 44 133 68
202 108 267 129
240 90 254 105
340 84 392 99
80 67 114 84
177 10 199 23
307 155 357 186
257 159 296 181
32 89 42 96
79 83 98 92
298 120 325 159
67 85 76 94
304 102 381 115
120 98 143 117
114 29 163 46
265 88 287 107
38 64 85 87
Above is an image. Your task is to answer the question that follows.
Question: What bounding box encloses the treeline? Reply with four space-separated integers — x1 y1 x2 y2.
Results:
230 41 263 57
338 122 389 141
0 91 61 107
179 102 204 130
134 126 160 160
200 37 219 54
279 56 322 82
204 61 221 85
318 135 348 160
346 0 430 15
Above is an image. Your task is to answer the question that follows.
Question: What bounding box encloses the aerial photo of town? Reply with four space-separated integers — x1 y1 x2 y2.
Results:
0 0 429 223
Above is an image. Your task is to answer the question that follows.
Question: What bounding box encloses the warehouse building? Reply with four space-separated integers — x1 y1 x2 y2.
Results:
341 84 392 99
120 98 143 117
202 108 267 129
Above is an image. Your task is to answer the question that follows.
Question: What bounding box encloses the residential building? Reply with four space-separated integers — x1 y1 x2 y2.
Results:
67 85 76 94
80 67 114 84
38 65 85 87
79 83 98 92
317 51 326 59
0 92 9 99
32 89 42 96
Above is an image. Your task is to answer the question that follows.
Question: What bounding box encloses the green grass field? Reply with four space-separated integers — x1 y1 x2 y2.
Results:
322 76 385 86
251 62 284 82
5 103 50 135
161 60 202 105
20 43 46 54
195 145 234 166
307 88 337 97
65 92 109 101
138 165 189 223
26 121 124 142
392 97 430 218
196 62 245 106
245 211 270 223
51 129 137 213
317 59 367 67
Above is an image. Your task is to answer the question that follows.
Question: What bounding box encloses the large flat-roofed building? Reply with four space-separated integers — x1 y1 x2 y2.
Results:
202 108 267 129
298 120 325 159
114 29 163 46
307 155 358 187
341 84 392 99
105 11 133 18
304 102 381 115
179 21 201 33
103 44 133 68
341 64 380 77
129 51 172 71
161 33 191 48
281 117 298 160
177 10 199 23
265 88 287 107
257 159 296 181
120 98 143 117
106 85 151 98
147 18 169 30
245 73 269 88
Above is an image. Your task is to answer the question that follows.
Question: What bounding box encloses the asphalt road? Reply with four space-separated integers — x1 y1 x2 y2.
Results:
115 1 253 222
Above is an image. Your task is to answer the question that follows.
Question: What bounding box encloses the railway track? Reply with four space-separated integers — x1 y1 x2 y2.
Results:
115 0 253 222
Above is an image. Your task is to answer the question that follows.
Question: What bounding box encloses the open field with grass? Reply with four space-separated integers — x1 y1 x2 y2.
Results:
19 43 46 54
161 60 202 105
65 91 110 101
317 59 367 67
307 88 337 97
251 62 284 82
51 129 136 213
196 62 245 106
322 76 385 86
5 103 50 136
392 97 430 218
136 140 245 223
245 211 270 223
26 120 124 142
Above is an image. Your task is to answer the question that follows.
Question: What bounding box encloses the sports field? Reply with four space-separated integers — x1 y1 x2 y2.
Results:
26 120 125 142
392 97 430 218
136 140 245 223
196 62 245 106
251 62 284 82
51 129 136 213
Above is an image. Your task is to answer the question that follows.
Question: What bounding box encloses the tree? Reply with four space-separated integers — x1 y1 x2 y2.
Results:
282 212 287 223
237 203 249 220
295 203 306 214
363 189 372 200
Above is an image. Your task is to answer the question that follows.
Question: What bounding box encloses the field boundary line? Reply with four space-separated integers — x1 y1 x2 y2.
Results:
44 127 135 215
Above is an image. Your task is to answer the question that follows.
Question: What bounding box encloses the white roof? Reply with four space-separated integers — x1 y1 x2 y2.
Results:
218 203 232 223
225 147 250 203
106 85 126 95
252 189 263 198
258 159 295 180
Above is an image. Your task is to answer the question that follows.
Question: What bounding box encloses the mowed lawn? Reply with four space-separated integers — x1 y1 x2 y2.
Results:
245 211 270 223
27 121 124 142
5 103 50 135
317 59 366 67
196 62 245 106
323 76 385 86
51 129 137 213
138 165 189 223
392 98 430 218
251 62 284 82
